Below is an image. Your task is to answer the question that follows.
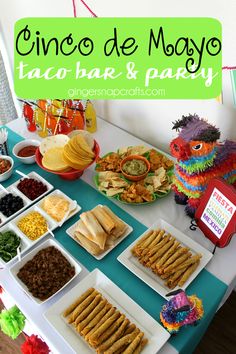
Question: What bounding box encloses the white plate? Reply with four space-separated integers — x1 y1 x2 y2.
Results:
44 269 170 354
9 238 82 304
66 205 133 260
118 219 213 299
0 171 54 227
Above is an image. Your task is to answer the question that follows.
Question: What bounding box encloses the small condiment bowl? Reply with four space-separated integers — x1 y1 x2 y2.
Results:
13 139 40 164
120 155 150 182
0 155 14 182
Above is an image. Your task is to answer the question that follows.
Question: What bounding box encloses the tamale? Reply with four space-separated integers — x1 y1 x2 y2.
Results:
74 231 103 256
80 211 107 250
102 206 127 238
92 205 115 234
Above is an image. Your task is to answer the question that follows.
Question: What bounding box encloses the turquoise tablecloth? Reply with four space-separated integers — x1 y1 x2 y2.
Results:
1 127 227 354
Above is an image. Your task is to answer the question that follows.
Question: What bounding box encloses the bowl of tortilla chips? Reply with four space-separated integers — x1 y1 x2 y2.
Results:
36 132 100 180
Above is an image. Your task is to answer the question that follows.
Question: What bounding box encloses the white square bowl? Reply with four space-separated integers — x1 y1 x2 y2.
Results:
9 238 82 304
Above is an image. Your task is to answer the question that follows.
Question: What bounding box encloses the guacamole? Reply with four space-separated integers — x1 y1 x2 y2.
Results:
123 159 147 176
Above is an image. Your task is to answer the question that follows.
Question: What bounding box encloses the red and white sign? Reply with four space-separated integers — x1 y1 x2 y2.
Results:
196 178 236 247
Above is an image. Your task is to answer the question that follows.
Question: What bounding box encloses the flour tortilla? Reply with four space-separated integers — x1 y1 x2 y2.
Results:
39 134 70 156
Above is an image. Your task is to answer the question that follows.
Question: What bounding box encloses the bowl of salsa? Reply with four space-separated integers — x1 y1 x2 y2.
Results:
13 139 40 164
0 156 14 182
120 155 150 181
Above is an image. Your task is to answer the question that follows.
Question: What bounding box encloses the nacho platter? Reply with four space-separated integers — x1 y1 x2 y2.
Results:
94 146 174 205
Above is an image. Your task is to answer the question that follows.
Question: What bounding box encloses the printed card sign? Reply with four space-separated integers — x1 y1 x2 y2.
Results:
200 188 235 238
196 178 236 247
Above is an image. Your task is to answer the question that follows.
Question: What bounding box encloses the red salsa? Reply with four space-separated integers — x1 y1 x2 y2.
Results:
0 158 11 174
17 145 37 157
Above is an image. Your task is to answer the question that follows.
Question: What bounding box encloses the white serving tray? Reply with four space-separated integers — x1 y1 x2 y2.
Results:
44 269 170 354
9 238 82 304
66 205 133 260
0 190 81 266
0 171 54 227
118 218 213 299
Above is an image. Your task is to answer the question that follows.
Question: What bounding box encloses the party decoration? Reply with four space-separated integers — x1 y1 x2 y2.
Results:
0 305 25 339
21 334 50 354
170 114 236 217
160 289 204 333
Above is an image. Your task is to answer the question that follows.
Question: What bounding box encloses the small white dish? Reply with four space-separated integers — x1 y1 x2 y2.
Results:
12 204 57 245
118 218 213 299
0 223 29 266
44 269 170 354
66 205 133 260
0 186 31 227
13 139 40 164
12 171 54 203
0 155 14 182
9 238 82 304
38 190 81 226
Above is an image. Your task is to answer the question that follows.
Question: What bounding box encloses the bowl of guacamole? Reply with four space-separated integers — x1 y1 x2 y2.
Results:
121 155 150 181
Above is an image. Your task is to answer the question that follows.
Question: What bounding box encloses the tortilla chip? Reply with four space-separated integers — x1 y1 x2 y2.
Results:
98 171 120 182
106 188 125 197
128 146 150 156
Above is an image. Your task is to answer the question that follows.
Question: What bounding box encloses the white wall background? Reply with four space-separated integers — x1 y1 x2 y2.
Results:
0 0 235 153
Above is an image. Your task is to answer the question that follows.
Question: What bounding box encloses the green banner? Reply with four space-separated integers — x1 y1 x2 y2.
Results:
14 17 222 99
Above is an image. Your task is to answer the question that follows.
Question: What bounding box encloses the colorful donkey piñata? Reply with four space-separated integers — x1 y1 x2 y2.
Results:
170 114 236 217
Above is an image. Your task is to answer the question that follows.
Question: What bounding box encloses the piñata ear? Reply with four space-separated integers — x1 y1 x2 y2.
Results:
172 114 199 131
166 289 183 297
194 126 221 142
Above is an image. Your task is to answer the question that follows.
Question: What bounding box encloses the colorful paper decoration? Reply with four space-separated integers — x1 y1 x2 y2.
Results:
0 305 25 339
21 334 50 354
160 289 204 333
170 114 236 217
